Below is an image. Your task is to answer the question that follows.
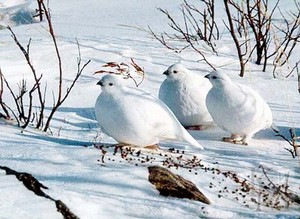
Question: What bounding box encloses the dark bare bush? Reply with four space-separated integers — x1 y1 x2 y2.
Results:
153 0 300 79
0 69 11 120
271 1 300 77
224 0 300 76
0 2 91 132
276 128 299 159
224 0 280 76
223 0 253 77
149 0 218 71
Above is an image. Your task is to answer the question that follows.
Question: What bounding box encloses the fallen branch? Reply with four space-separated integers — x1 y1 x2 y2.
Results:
0 166 80 219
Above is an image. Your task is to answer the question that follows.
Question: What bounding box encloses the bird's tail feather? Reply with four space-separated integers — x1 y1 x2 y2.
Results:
182 129 204 149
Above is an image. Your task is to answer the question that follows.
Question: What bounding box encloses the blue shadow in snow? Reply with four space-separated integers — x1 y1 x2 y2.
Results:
16 132 93 147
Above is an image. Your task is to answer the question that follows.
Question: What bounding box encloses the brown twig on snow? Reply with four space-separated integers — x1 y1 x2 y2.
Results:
259 165 300 205
95 58 145 87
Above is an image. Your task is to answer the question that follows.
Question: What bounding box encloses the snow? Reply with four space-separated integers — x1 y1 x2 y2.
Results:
0 0 299 219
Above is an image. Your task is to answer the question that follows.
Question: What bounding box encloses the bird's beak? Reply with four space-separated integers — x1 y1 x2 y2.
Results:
97 80 103 86
163 70 169 76
204 74 210 79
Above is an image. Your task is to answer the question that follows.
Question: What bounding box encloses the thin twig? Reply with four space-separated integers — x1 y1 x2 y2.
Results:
0 68 10 119
259 165 300 205
7 26 45 128
43 38 91 131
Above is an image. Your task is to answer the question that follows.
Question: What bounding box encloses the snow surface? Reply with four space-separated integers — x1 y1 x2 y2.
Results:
0 0 299 219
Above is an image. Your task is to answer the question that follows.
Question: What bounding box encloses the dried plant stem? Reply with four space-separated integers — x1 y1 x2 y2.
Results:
38 2 91 132
4 2 90 132
149 0 218 71
7 26 45 129
259 165 300 205
224 0 246 77
0 68 10 119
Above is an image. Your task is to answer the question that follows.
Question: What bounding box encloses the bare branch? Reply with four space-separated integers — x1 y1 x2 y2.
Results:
276 128 299 159
0 69 10 119
40 2 63 107
7 26 45 128
224 0 247 77
149 1 218 70
22 75 42 129
43 38 91 131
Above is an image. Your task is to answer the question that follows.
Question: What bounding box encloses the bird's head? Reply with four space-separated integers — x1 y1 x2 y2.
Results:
163 64 189 81
204 71 232 88
97 74 122 93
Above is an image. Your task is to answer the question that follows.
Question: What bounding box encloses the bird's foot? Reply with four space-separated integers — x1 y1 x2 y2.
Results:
223 134 248 145
113 143 137 152
222 137 249 145
115 144 160 151
185 125 207 131
223 137 241 144
144 144 160 150
113 143 131 147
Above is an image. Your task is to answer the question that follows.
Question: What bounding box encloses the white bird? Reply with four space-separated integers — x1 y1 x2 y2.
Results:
95 74 204 149
159 64 213 130
205 71 273 145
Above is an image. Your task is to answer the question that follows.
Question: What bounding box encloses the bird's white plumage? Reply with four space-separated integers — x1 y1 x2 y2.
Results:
159 64 213 128
205 71 273 144
95 74 203 149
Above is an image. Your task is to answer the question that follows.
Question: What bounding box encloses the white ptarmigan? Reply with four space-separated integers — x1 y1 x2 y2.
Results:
159 64 213 130
205 71 273 145
95 74 204 149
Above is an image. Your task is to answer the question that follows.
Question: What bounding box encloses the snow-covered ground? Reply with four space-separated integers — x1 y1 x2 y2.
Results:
0 0 299 218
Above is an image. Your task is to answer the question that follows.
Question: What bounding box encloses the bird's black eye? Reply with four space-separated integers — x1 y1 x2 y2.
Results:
109 83 113 86
212 76 217 79
173 70 178 74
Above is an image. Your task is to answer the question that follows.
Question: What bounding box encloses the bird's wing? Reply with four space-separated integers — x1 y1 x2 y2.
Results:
159 80 179 106
123 86 181 139
237 83 272 129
